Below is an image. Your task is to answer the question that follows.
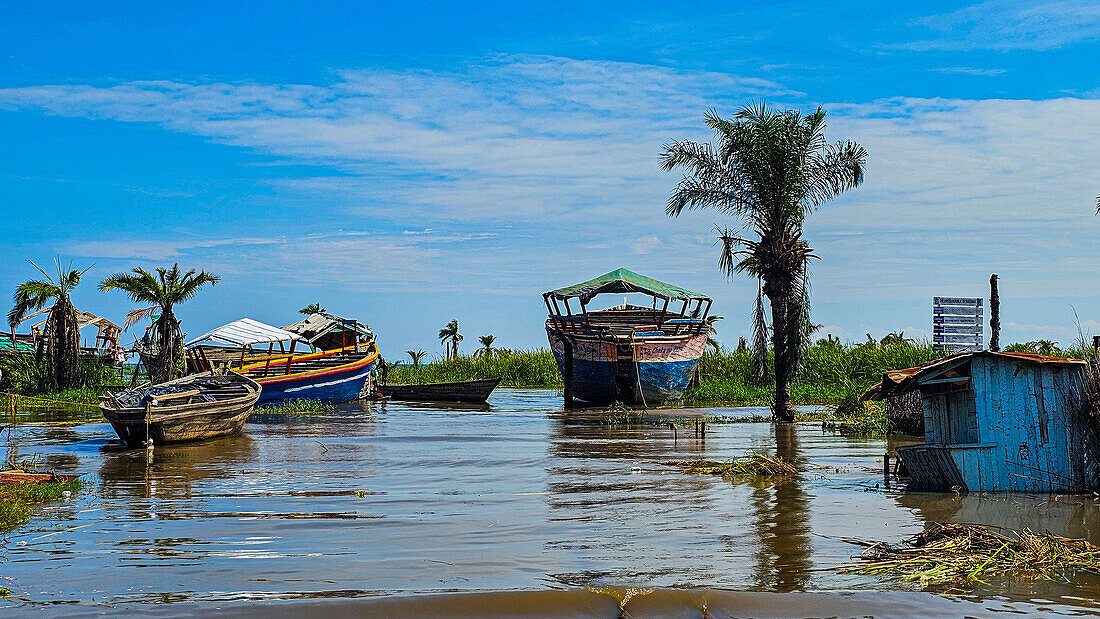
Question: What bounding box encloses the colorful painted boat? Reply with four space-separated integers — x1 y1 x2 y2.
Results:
544 268 712 406
186 316 381 405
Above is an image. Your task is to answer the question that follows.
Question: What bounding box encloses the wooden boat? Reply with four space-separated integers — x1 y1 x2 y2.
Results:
544 268 712 406
379 378 501 403
187 315 381 405
100 369 260 448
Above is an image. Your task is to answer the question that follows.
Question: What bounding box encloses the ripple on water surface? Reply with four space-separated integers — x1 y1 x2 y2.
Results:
2 389 1100 615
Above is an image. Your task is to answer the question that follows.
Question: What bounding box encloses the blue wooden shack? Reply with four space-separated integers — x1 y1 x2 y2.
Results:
869 351 1088 492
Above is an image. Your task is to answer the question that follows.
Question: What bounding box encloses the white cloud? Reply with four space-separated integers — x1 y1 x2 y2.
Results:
3 55 1100 345
902 0 1100 51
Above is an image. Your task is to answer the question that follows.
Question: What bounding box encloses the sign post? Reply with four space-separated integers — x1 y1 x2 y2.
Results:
933 297 983 352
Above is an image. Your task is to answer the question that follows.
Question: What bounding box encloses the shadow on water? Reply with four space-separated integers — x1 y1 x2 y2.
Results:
750 423 812 592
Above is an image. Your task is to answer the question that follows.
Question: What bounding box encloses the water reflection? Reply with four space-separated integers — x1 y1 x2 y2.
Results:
749 423 811 592
99 434 258 500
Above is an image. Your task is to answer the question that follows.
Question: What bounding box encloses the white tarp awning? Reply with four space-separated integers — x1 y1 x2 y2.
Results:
185 318 301 349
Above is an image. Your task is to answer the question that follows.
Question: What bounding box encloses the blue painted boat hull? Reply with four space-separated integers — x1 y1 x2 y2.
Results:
254 357 378 405
548 331 706 405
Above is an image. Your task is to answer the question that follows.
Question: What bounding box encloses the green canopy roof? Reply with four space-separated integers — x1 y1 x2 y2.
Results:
545 268 710 304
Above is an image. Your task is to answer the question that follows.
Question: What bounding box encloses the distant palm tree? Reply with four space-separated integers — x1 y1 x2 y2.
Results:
406 349 427 384
7 259 91 392
299 303 325 315
662 103 866 422
100 263 219 383
438 320 462 361
703 316 723 352
475 334 496 358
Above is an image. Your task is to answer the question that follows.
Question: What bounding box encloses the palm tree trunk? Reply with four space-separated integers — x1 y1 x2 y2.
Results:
765 276 795 424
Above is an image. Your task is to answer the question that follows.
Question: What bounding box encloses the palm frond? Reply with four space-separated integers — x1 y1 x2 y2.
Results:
8 280 60 327
751 281 770 385
124 305 159 329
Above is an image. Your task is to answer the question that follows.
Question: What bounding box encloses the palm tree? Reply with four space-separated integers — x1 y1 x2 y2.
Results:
662 103 866 422
7 259 90 392
299 303 325 315
475 334 496 358
100 263 219 383
703 316 723 352
406 349 426 384
438 320 462 361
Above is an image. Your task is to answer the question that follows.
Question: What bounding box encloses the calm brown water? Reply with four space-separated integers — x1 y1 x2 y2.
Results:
3 389 1100 616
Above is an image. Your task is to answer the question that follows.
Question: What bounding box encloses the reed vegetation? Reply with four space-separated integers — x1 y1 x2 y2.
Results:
669 453 798 478
0 477 85 532
388 349 562 388
688 339 938 408
256 399 337 415
842 522 1100 587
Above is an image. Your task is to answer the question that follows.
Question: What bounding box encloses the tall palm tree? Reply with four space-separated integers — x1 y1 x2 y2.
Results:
100 263 219 383
7 259 90 392
662 103 866 422
299 303 325 315
475 334 496 358
438 320 462 361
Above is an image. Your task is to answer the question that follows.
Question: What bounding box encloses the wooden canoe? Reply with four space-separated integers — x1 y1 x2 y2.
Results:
379 378 501 403
100 369 261 448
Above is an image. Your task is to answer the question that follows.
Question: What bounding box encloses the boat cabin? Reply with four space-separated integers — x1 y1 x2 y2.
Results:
868 351 1088 492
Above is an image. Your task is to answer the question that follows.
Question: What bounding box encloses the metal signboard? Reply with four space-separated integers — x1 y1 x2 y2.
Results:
933 296 983 352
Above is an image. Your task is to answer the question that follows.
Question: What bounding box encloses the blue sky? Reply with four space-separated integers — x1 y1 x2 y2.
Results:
2 1 1100 357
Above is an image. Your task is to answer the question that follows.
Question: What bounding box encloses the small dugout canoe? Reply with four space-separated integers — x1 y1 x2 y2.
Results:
100 369 261 448
379 378 501 403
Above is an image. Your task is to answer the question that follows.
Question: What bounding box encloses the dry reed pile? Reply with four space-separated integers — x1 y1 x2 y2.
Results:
842 522 1100 586
669 453 798 478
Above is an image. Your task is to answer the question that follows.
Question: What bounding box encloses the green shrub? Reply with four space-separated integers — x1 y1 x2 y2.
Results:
389 349 562 388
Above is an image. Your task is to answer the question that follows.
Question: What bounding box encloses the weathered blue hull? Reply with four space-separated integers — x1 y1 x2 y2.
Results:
253 356 378 405
548 331 706 405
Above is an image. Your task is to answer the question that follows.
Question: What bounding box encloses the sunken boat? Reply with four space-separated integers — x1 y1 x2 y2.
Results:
100 368 260 447
186 315 380 405
544 268 712 406
379 377 501 403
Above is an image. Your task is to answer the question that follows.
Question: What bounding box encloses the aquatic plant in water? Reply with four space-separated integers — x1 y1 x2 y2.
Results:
842 522 1100 587
0 478 85 532
669 453 798 478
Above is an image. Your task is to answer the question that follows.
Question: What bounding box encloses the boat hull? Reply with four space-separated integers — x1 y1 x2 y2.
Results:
380 378 501 403
547 331 706 405
101 372 261 448
252 354 378 404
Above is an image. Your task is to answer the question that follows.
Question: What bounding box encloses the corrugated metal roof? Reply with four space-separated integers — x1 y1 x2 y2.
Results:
185 318 300 349
864 350 1085 401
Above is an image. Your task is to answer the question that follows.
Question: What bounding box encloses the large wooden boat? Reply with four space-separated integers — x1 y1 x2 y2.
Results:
187 315 381 405
544 268 712 406
100 369 260 447
379 378 501 403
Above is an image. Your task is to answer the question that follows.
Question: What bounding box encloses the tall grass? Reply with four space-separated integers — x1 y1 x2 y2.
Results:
688 340 939 406
388 349 562 388
0 478 85 532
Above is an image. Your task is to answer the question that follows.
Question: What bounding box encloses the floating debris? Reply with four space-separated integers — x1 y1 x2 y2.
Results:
668 453 798 478
841 522 1100 587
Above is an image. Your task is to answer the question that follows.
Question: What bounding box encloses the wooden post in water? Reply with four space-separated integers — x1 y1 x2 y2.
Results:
562 336 574 409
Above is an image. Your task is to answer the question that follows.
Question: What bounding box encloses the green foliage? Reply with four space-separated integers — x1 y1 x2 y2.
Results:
0 353 120 395
0 478 85 532
388 349 562 388
257 399 337 414
687 339 939 406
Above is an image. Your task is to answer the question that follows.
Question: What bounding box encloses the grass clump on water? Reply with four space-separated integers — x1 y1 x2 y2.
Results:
842 522 1100 587
0 477 85 532
669 453 798 478
256 399 336 414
